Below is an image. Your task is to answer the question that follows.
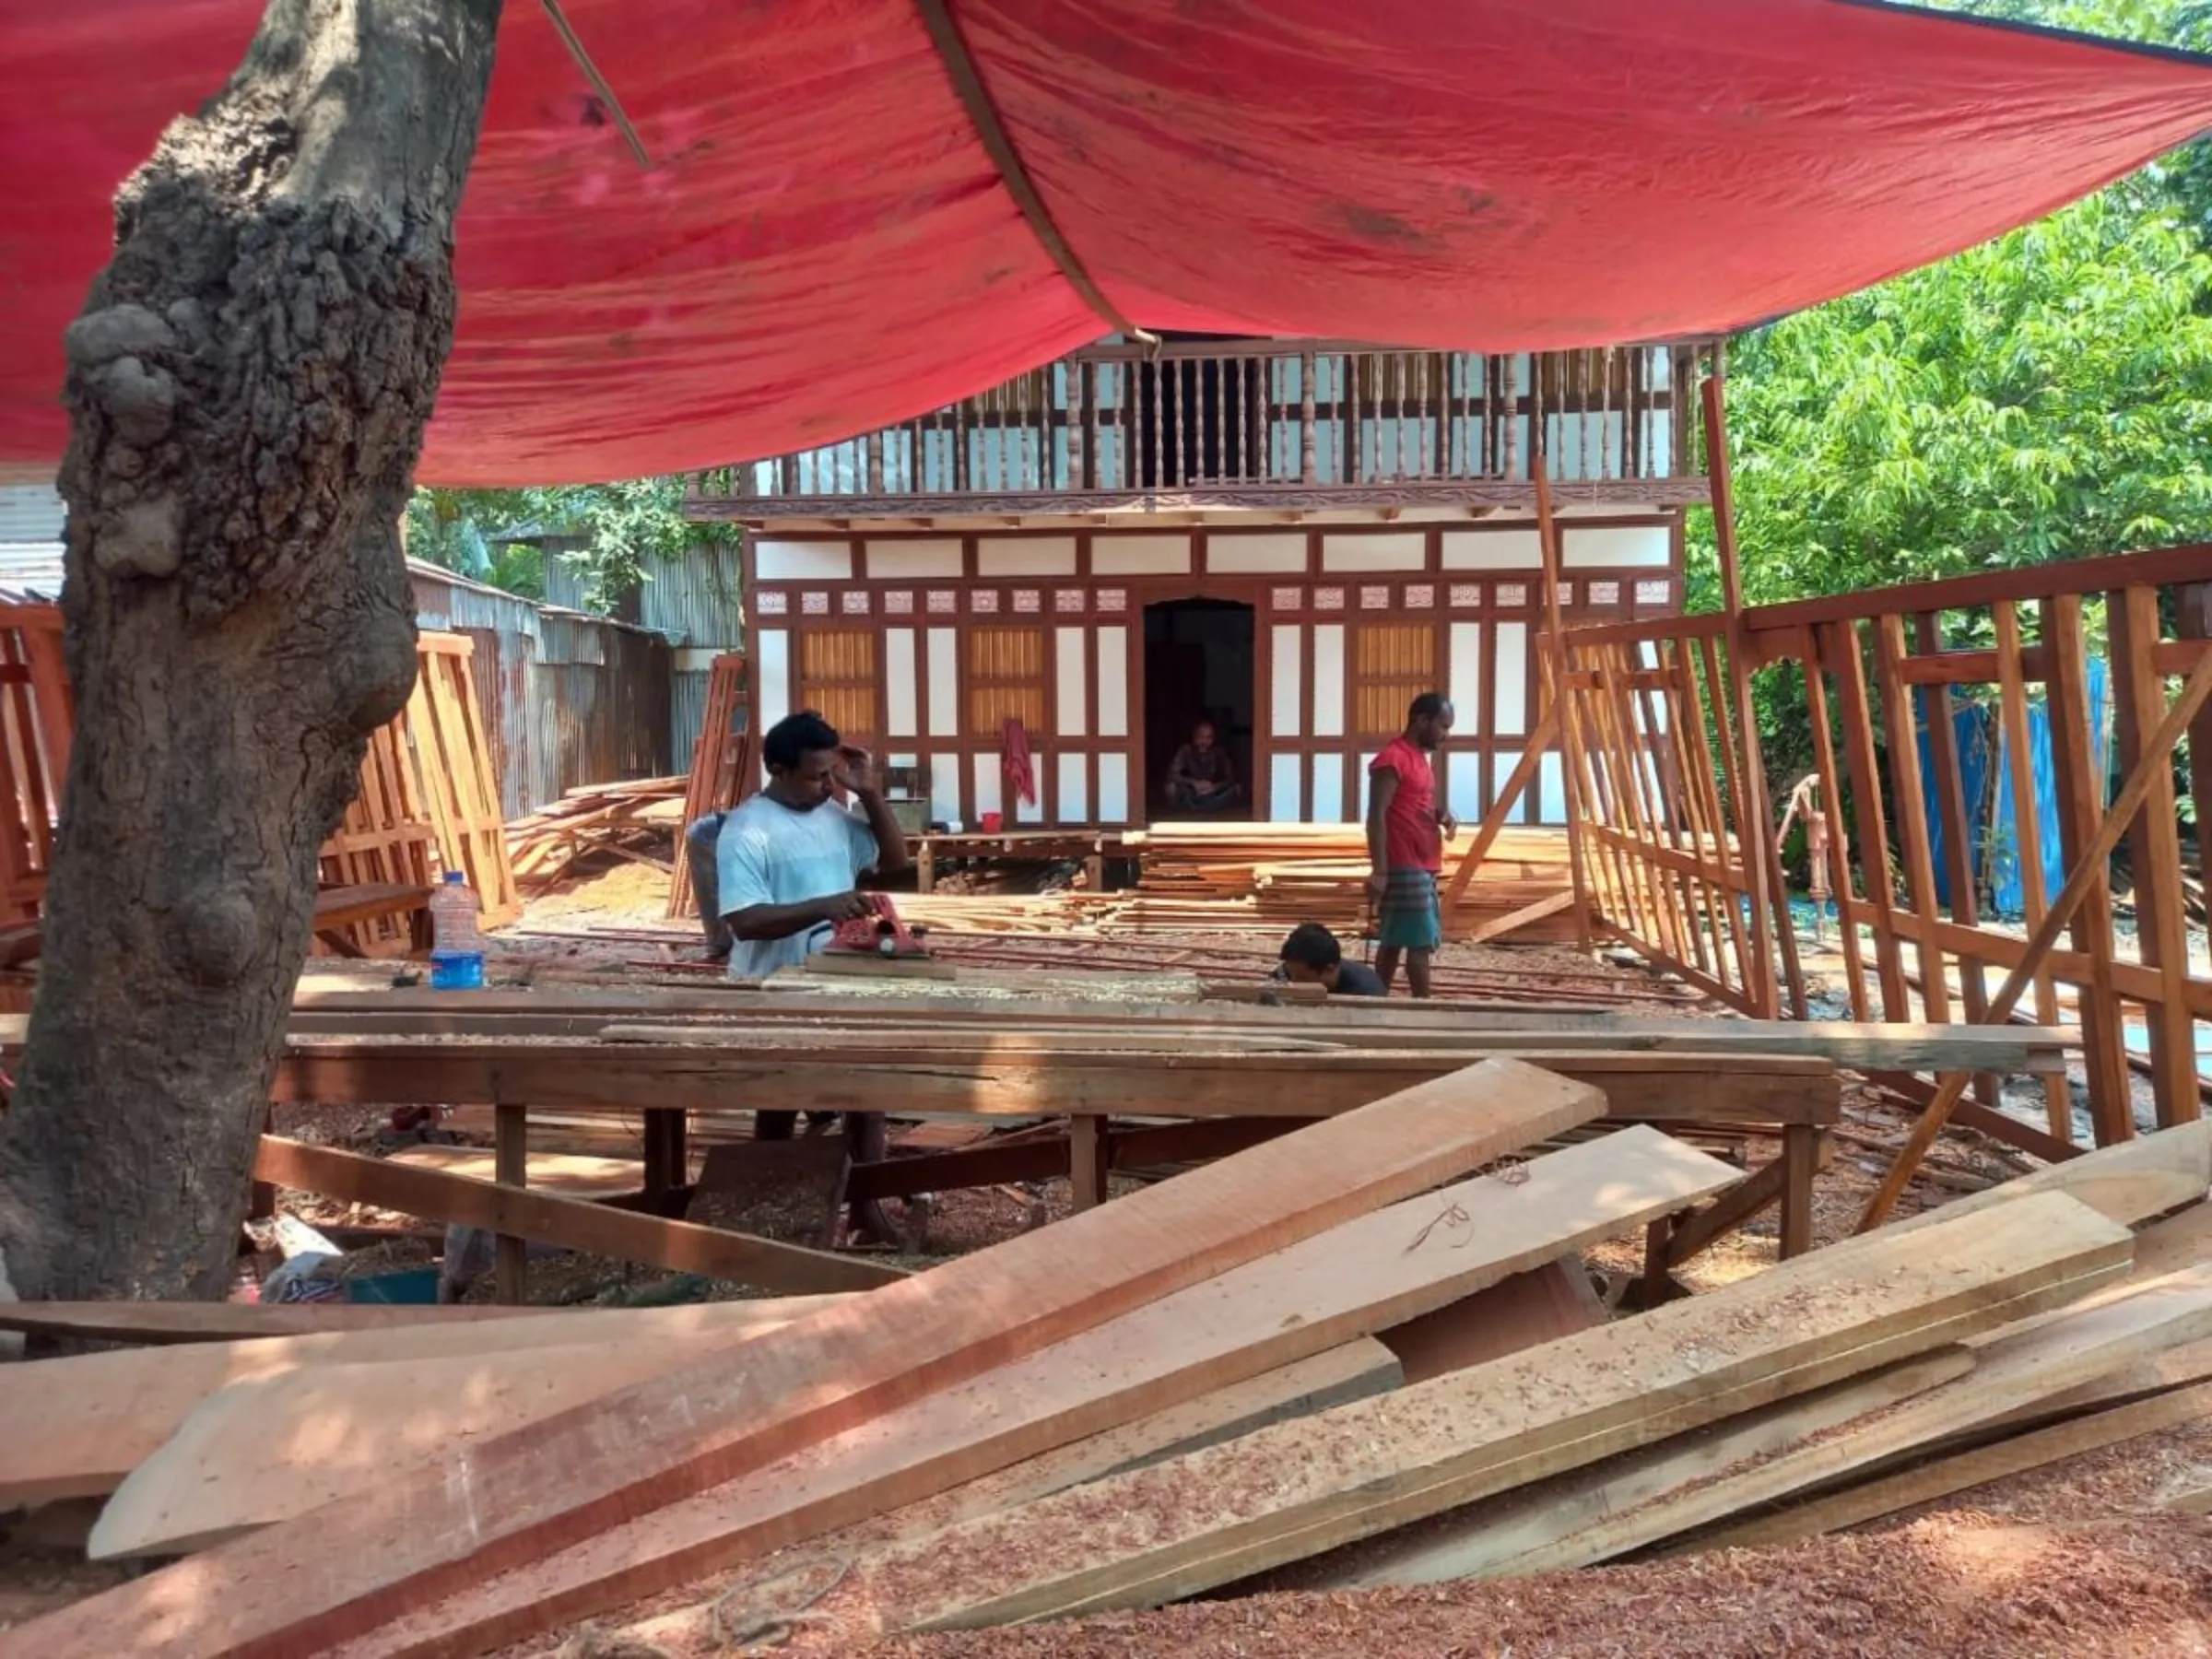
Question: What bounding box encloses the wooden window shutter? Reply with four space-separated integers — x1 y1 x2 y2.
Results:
797 629 878 741
1352 623 1437 738
967 627 1047 735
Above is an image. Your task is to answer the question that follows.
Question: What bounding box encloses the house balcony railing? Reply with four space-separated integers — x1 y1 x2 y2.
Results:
688 338 1714 521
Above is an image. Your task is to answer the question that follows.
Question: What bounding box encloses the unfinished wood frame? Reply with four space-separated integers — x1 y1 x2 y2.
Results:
666 650 750 920
404 632 521 927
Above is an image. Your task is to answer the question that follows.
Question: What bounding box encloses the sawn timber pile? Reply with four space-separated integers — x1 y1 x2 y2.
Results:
1117 821 1577 942
2 1075 2203 1659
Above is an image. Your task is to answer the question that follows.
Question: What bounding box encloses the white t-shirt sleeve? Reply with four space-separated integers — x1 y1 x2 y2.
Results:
845 807 881 881
716 822 776 917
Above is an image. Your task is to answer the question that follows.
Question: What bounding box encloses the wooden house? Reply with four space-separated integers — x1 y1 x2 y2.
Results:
686 335 1712 830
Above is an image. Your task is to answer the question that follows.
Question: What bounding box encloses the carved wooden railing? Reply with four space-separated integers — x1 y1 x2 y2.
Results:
690 339 1712 517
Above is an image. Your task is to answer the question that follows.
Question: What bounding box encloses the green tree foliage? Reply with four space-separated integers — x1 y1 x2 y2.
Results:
401 477 734 615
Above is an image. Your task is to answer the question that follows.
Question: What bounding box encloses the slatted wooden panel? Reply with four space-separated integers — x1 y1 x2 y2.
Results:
314 721 439 956
0 606 70 923
968 626 1047 735
797 629 878 740
666 652 750 922
403 633 522 928
1351 623 1436 737
1558 616 1770 1017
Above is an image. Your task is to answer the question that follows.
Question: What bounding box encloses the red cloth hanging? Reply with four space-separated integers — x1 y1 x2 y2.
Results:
1001 717 1037 808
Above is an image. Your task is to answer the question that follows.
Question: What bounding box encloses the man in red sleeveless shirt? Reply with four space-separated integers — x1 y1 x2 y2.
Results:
1365 692 1458 997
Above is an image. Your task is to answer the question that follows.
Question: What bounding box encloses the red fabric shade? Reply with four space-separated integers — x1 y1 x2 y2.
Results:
4 0 2211 485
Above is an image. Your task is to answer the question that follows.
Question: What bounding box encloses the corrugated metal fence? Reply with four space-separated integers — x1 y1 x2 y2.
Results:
642 541 745 771
410 561 673 818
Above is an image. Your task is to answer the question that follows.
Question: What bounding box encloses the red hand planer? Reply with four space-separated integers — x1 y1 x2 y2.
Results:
825 893 934 959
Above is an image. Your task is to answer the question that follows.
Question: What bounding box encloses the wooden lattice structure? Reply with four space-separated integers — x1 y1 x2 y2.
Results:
667 652 751 921
0 606 71 924
403 633 521 928
0 614 517 951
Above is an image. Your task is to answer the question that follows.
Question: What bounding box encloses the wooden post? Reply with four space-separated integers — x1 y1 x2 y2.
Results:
1531 451 1595 951
494 1103 528 1305
1780 1126 1821 1259
1857 643 2212 1229
1701 374 1804 1018
1068 1113 1109 1212
642 1107 689 1209
914 839 935 895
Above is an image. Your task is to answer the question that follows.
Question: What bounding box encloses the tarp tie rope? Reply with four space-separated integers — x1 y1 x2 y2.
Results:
912 0 1153 345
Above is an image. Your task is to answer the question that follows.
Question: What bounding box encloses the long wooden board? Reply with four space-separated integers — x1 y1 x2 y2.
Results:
1329 1262 2212 1584
1265 1348 1976 1593
252 1137 904 1296
0 1297 848 1508
1689 1375 2212 1553
265 1124 1732 1659
10 1058 1604 1659
0 1300 553 1346
763 1191 2130 1635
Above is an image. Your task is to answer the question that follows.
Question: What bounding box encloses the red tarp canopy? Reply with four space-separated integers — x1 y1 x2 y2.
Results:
5 1 2212 485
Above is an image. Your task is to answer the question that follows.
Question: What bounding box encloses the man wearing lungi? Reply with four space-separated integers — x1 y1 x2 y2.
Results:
1364 692 1457 998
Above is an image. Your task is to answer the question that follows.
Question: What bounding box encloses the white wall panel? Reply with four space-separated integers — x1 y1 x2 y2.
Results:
1098 753 1131 822
971 753 1003 819
1490 749 1525 823
1312 624 1345 737
756 629 790 731
1564 525 1670 568
1493 620 1528 735
1057 753 1088 823
754 542 853 581
1441 529 1543 570
1446 752 1484 821
925 627 959 737
1311 752 1347 822
1538 753 1568 822
1096 626 1129 736
864 539 962 579
1321 533 1426 571
1270 753 1302 821
1090 535 1191 575
929 750 961 824
1209 534 1309 573
977 536 1077 577
1018 752 1046 823
1055 626 1088 736
1271 624 1303 738
885 629 918 738
1448 623 1483 728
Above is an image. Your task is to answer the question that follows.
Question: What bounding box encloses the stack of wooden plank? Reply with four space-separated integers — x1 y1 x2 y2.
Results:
1 1065 2204 1659
1120 821 1578 942
506 775 688 888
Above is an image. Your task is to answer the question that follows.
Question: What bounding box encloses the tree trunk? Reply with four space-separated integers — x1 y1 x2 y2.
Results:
0 0 503 1302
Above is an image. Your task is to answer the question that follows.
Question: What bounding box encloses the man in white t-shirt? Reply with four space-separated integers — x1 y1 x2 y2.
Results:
715 708 911 981
714 709 912 1167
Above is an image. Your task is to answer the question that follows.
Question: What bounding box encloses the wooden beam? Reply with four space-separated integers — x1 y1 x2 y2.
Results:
1858 643 2212 1228
0 1297 851 1510
1690 1375 2212 1553
28 1059 1604 1659
708 1192 2130 1634
1465 888 1578 946
1532 452 1595 951
0 1300 552 1346
1440 702 1559 911
252 1137 904 1297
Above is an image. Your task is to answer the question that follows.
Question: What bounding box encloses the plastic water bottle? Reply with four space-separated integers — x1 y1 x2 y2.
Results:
428 869 486 991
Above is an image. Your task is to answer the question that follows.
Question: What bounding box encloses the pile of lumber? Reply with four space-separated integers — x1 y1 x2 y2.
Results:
506 775 688 888
1 1059 2203 1659
1120 821 1579 943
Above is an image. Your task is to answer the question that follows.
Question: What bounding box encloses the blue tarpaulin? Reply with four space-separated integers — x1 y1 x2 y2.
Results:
1919 658 2109 918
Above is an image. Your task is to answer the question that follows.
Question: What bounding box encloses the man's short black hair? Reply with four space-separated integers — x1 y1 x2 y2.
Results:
1280 922 1344 972
1408 691 1451 722
763 709 840 772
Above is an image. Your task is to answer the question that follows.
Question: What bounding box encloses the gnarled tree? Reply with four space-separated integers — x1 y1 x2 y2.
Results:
0 0 503 1302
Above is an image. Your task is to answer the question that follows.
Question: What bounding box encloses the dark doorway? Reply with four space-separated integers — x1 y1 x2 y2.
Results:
1144 597 1256 820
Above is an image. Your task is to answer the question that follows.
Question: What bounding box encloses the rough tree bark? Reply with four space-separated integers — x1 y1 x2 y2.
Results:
0 0 503 1302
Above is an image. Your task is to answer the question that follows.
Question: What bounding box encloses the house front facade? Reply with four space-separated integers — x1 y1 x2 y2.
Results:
688 335 1712 830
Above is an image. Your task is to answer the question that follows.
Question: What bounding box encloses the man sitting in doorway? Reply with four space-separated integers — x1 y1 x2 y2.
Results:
1366 692 1458 999
1164 719 1242 813
1277 922 1387 997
